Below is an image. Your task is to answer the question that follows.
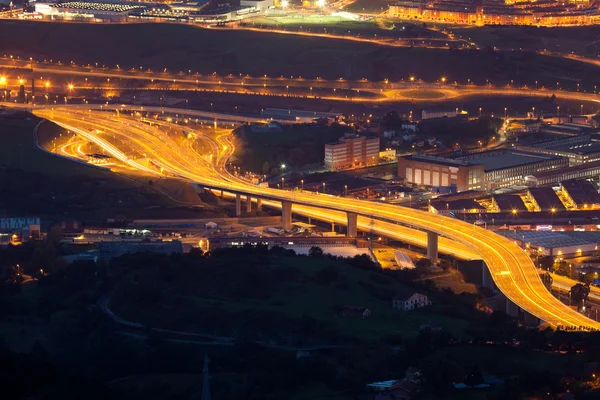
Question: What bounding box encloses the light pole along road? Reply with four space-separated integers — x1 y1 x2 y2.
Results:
27 105 600 330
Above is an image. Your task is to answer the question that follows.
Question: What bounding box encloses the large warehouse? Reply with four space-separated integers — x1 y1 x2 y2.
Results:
398 150 568 192
35 1 147 21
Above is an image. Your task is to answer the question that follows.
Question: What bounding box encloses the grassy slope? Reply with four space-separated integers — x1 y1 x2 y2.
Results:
0 20 599 87
0 115 113 178
0 114 206 217
114 254 472 341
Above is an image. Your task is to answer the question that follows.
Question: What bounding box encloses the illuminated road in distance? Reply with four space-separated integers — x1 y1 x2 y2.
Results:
25 104 600 330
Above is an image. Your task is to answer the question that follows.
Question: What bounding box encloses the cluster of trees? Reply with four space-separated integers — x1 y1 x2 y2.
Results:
5 242 600 399
234 123 350 173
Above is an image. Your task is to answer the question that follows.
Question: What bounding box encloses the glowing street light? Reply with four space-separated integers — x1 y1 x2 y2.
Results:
282 0 288 7
0 76 6 85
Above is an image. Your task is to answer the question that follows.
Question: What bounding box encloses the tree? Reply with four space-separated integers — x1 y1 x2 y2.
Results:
553 260 571 277
308 246 324 258
415 258 432 274
539 256 554 271
570 283 590 308
380 111 402 130
314 264 338 284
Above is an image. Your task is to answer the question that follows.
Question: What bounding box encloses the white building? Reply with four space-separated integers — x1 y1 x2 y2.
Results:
240 0 274 12
392 292 431 311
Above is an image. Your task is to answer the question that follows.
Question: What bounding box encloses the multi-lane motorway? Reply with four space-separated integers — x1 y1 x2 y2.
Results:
25 105 600 330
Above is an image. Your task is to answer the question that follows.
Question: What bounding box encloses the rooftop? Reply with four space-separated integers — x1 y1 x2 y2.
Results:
541 141 600 155
528 187 565 212
457 150 562 172
531 160 600 179
496 230 600 249
55 1 145 12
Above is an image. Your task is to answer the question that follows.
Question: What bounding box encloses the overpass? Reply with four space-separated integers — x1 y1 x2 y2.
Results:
25 105 600 330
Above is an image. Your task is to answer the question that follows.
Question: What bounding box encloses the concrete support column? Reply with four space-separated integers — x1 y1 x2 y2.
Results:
347 212 358 237
282 201 292 231
331 222 335 232
426 231 438 265
505 297 519 318
256 198 263 211
246 195 252 213
523 311 540 326
482 263 494 291
235 193 242 217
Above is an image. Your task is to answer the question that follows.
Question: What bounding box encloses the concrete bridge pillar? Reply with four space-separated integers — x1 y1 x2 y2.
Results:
235 193 242 217
347 212 358 237
246 195 252 213
256 198 263 211
282 201 292 230
482 263 495 291
523 311 541 326
427 231 438 265
505 297 519 318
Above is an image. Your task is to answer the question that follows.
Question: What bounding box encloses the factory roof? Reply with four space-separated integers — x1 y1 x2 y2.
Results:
458 150 562 172
54 1 145 12
561 179 600 206
541 141 600 155
528 187 565 212
496 230 600 249
494 194 527 212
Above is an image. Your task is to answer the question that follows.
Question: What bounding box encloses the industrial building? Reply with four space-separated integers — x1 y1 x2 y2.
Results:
240 0 274 12
525 160 600 187
399 149 567 192
540 123 594 137
525 187 566 212
559 179 600 210
34 1 147 21
398 155 484 193
497 230 600 258
421 108 467 120
324 134 380 170
457 149 568 190
516 135 600 166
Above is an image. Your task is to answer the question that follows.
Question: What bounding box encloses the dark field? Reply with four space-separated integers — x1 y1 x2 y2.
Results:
2 21 600 89
451 24 600 56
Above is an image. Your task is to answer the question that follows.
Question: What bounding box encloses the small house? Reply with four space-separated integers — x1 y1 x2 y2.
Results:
392 290 431 311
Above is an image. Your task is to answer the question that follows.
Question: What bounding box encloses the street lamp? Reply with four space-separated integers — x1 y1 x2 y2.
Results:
322 182 326 193
300 179 304 191
281 177 285 189
344 184 348 196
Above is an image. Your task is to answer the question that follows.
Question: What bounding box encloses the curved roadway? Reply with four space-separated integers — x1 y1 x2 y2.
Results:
27 106 600 330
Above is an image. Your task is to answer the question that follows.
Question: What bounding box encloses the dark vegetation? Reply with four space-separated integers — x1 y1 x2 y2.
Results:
0 114 217 220
234 122 351 172
3 240 600 398
421 116 504 147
